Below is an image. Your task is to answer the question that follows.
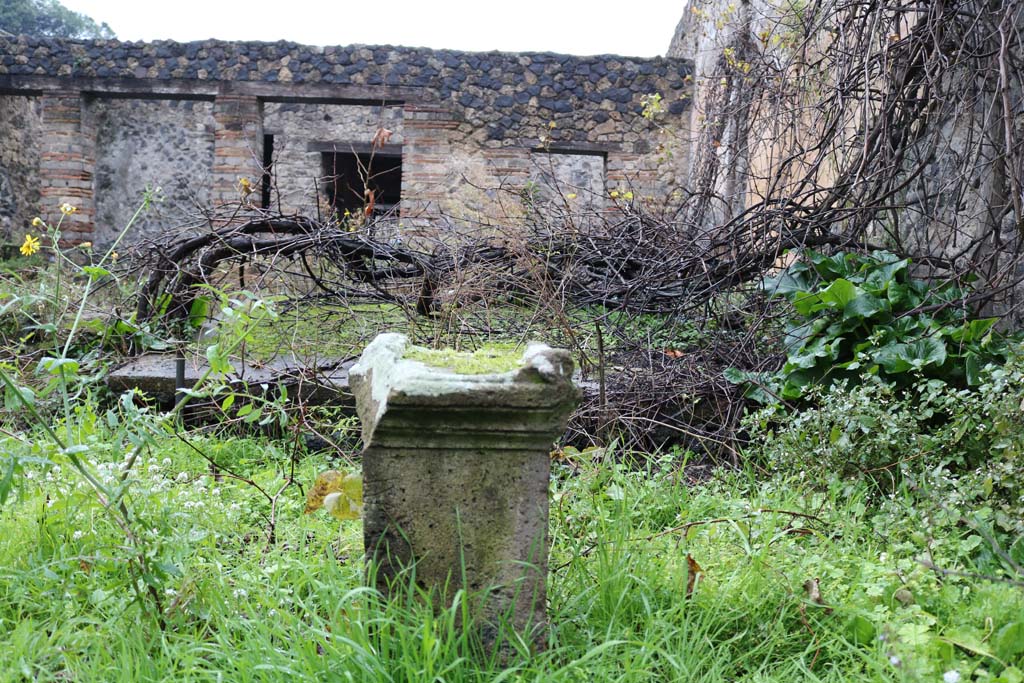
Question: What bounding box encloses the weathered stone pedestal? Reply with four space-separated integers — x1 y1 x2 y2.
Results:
349 333 578 645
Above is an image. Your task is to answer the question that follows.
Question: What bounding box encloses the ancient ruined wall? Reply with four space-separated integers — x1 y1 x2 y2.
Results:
263 102 404 215
670 1 1024 320
0 96 41 243
0 36 694 245
90 98 215 244
0 38 691 150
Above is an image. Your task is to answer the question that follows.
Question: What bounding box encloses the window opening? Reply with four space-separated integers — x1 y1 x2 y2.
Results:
322 151 402 217
260 134 275 210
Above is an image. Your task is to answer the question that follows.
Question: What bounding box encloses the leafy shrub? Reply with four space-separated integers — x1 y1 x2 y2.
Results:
746 347 1024 512
729 250 1015 402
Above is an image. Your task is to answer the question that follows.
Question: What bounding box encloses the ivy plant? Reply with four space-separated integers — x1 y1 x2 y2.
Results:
728 250 1015 402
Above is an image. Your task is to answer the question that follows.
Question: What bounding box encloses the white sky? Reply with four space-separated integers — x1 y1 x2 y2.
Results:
57 1 683 58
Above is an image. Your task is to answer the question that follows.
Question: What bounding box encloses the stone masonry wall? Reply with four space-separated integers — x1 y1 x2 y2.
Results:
0 36 694 244
0 95 40 243
0 38 691 151
91 98 215 244
263 102 405 215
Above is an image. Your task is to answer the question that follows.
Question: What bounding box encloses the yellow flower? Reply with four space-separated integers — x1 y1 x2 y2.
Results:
565 193 577 200
20 234 41 256
110 252 119 262
59 203 76 215
610 190 620 199
548 120 557 129
623 191 634 200
79 241 92 249
31 217 44 227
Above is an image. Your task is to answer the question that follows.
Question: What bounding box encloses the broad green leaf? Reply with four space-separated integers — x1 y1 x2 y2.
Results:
843 293 887 321
81 265 111 281
808 251 852 279
37 357 80 376
964 352 982 386
188 296 211 329
907 338 947 369
887 281 922 310
791 291 821 316
723 367 748 384
4 383 35 410
113 319 138 334
998 666 1024 683
818 278 859 308
873 343 912 374
205 343 234 375
995 622 1024 660
937 631 1000 661
846 615 876 645
784 320 822 352
606 484 625 501
788 337 831 370
863 258 909 292
0 456 15 507
950 317 997 344
763 264 812 297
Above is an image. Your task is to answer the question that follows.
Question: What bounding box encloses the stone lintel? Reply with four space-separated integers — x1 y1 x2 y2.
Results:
0 74 425 105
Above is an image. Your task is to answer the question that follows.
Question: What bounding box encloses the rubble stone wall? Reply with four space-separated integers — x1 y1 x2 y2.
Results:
91 98 215 244
0 36 694 244
0 96 41 242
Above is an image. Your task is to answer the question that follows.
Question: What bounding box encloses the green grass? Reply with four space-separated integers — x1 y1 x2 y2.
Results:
1 425 1021 682
0 257 1020 682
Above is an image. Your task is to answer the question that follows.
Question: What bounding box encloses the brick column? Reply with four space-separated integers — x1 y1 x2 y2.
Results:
38 92 94 243
400 103 459 233
606 152 658 195
211 95 263 208
484 148 531 184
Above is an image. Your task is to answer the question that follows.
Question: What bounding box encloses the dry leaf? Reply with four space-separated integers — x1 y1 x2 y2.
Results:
306 470 363 520
802 577 833 614
305 470 343 514
371 127 394 149
686 554 704 599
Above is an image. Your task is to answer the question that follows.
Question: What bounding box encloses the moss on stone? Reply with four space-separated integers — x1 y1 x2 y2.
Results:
403 344 522 375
